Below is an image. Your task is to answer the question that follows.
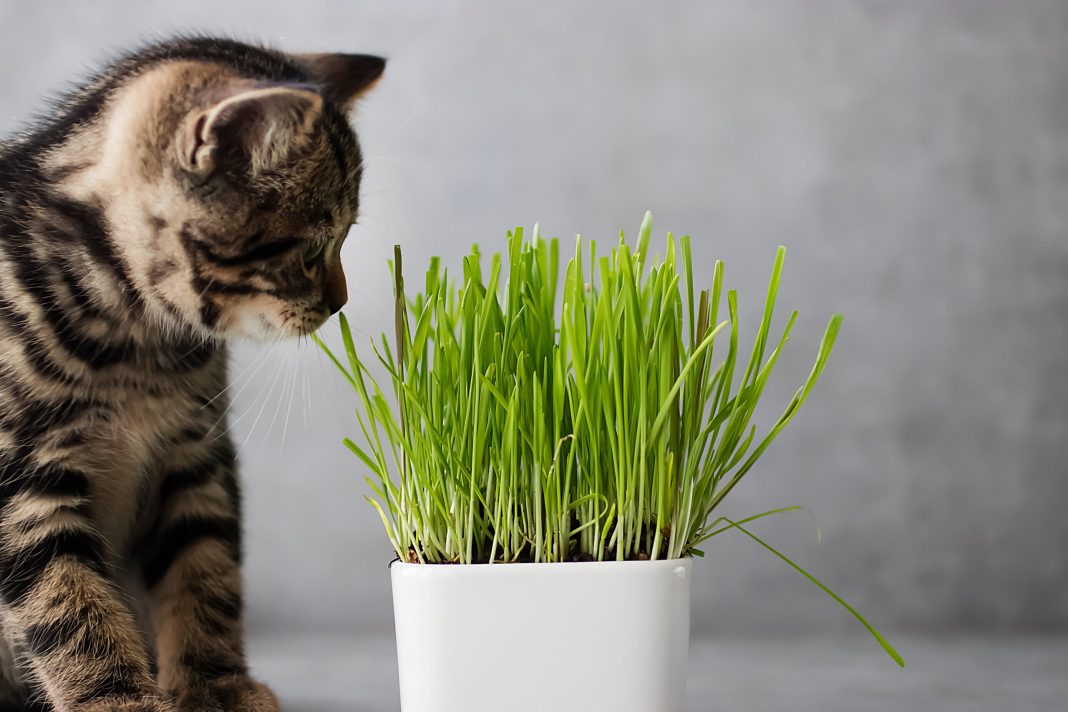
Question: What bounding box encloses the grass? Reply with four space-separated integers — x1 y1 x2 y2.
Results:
316 213 903 666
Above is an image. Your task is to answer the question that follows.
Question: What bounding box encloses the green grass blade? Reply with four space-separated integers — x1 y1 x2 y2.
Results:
722 517 905 667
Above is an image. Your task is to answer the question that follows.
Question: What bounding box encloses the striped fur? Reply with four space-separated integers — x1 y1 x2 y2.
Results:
0 37 384 711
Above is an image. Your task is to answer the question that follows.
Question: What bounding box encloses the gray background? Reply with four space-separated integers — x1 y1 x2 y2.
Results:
1 0 1065 654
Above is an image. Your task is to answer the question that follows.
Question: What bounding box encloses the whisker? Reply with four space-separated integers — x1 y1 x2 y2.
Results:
301 344 312 428
238 341 289 452
265 343 294 443
279 347 299 450
210 332 285 441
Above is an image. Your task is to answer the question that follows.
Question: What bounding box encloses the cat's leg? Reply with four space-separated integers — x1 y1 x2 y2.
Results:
0 625 34 711
141 438 278 712
0 464 172 711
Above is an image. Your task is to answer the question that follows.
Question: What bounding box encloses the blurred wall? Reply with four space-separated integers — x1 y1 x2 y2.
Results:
1 1 1065 638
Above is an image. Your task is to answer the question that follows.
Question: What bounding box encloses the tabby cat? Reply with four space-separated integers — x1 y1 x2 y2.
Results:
0 37 384 711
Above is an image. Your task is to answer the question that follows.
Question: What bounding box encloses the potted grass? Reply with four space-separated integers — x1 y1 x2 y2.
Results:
317 213 902 712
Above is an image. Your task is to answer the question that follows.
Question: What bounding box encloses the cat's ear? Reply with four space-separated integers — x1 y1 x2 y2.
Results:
182 83 323 178
293 53 386 110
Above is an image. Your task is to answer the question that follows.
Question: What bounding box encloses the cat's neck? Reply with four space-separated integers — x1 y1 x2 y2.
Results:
0 65 224 354
0 158 217 363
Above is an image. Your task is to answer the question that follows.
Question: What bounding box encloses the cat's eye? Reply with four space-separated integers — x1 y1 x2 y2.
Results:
302 241 325 266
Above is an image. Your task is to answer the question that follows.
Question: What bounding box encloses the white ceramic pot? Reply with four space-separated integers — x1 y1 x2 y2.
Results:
391 558 692 712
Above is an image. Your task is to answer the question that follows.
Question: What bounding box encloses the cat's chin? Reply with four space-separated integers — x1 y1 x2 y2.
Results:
219 308 319 342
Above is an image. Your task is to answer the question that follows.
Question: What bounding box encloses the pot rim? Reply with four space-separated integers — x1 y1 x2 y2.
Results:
390 557 692 575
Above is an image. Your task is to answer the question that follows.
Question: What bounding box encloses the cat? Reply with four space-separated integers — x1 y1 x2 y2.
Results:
0 37 384 711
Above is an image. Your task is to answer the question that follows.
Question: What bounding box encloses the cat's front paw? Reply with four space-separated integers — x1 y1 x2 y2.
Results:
176 677 280 712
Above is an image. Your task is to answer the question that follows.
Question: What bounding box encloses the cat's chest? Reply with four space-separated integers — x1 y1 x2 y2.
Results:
88 381 224 548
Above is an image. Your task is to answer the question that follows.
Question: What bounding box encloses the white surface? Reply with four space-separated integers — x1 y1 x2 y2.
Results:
390 559 692 712
248 633 1068 712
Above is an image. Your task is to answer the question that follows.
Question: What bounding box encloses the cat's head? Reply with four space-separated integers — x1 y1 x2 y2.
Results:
64 43 385 342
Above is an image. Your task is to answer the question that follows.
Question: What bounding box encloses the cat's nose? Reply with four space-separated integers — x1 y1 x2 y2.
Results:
326 264 348 315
